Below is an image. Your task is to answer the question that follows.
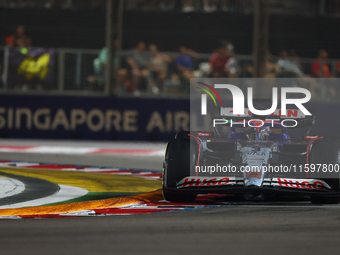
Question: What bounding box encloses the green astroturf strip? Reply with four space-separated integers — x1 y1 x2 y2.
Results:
40 192 143 207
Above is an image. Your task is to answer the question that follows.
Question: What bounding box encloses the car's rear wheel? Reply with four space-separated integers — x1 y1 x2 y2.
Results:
309 135 340 204
162 132 197 203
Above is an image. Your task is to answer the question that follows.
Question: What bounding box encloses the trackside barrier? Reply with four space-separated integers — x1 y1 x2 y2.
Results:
0 94 338 141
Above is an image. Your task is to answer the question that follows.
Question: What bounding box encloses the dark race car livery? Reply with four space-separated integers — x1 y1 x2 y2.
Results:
163 102 340 204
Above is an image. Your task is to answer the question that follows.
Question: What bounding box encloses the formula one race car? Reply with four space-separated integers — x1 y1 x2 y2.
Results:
163 104 340 204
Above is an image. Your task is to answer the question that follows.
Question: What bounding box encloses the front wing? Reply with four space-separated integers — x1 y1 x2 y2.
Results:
172 176 340 196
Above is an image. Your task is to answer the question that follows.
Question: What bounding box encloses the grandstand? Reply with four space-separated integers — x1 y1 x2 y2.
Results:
0 0 340 140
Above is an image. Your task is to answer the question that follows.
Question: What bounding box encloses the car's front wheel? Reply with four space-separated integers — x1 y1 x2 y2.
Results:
162 132 197 203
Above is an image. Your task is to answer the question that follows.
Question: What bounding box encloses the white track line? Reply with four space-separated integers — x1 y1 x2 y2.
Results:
0 145 164 156
0 185 88 209
27 147 97 154
0 177 25 199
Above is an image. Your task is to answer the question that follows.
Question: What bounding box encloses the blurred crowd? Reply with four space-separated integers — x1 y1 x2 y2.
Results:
2 25 340 100
125 0 252 13
0 0 104 9
0 0 251 12
88 39 340 99
2 0 340 17
2 0 340 16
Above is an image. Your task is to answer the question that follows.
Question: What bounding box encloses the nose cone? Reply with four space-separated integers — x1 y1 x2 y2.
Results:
244 177 263 187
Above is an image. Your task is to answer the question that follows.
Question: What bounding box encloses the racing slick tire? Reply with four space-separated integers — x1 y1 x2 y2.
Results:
309 135 340 204
162 132 197 203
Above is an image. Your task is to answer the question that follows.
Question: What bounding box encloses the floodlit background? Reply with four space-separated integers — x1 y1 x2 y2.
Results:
0 0 339 141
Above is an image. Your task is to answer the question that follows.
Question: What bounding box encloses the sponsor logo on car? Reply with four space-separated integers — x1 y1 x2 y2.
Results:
178 177 232 188
273 178 330 190
177 176 331 191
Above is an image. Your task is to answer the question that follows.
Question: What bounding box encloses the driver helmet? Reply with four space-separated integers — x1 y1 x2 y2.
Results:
259 126 271 140
245 127 256 140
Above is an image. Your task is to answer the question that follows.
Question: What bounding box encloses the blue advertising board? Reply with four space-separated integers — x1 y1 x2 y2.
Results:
0 95 189 141
0 94 338 141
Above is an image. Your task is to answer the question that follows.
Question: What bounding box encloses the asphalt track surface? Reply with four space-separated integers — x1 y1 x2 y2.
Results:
1 140 340 255
0 140 164 171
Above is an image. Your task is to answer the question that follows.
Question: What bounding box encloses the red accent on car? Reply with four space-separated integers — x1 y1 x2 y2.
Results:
304 136 319 140
197 132 212 137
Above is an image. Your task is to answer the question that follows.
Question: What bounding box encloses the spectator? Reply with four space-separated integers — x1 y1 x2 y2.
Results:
194 62 212 78
4 25 31 56
149 44 172 93
311 49 332 78
174 45 197 92
163 73 182 94
175 45 196 74
6 0 16 8
14 37 29 55
277 50 318 96
7 25 32 48
265 51 281 78
127 41 151 92
311 50 337 98
288 50 303 70
203 0 218 12
225 55 238 77
4 36 14 47
276 50 304 77
89 39 130 92
181 0 195 12
209 41 233 77
239 57 254 78
224 42 239 77
45 0 55 8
